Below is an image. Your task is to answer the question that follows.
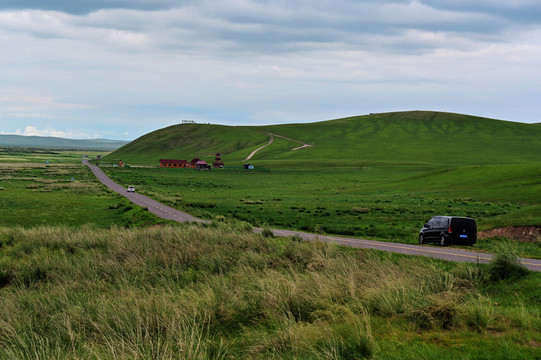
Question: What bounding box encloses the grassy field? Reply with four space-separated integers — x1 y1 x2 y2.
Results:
101 111 541 258
0 161 164 228
1 142 540 358
1 222 539 359
102 163 541 258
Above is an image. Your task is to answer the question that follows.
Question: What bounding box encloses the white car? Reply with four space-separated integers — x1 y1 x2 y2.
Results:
127 186 135 193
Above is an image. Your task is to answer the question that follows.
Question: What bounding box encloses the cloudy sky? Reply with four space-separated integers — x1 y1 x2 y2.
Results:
1 0 540 140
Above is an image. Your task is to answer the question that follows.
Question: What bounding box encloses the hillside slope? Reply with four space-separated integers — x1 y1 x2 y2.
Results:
256 111 541 166
106 111 541 166
107 124 269 165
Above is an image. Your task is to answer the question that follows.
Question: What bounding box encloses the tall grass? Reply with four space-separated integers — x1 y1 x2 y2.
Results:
487 240 529 281
0 223 539 358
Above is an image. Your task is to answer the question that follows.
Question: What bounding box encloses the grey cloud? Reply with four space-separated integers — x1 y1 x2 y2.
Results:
421 0 541 24
0 0 526 60
0 0 179 14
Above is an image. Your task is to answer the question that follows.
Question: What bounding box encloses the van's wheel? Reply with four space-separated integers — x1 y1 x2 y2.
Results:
439 235 447 246
419 234 424 245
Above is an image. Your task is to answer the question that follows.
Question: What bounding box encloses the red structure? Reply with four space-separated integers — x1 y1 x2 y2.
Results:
195 160 211 170
158 156 214 170
213 153 224 168
188 158 201 168
159 159 188 168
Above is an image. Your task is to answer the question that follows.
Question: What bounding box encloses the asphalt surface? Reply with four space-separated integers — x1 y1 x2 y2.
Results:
84 160 206 223
83 160 541 272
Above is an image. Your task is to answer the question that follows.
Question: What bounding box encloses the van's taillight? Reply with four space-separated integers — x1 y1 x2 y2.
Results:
449 227 452 233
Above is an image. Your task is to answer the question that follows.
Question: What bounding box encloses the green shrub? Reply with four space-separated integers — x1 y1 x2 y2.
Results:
460 295 495 332
312 311 377 359
261 229 275 238
452 263 487 289
410 293 461 330
0 268 12 288
487 240 529 281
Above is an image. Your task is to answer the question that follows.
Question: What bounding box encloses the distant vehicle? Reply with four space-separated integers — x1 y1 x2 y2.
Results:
419 216 477 246
127 186 135 193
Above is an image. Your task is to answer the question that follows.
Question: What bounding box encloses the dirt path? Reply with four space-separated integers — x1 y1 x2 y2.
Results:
244 132 312 161
266 132 312 151
83 159 541 272
244 135 274 161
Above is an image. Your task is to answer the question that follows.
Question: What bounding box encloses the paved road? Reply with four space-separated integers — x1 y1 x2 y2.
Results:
83 160 541 272
84 160 207 223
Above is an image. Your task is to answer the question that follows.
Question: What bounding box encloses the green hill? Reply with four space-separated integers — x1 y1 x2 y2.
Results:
106 111 541 167
107 124 269 165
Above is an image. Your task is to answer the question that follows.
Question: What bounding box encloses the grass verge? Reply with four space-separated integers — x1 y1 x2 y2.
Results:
1 222 540 358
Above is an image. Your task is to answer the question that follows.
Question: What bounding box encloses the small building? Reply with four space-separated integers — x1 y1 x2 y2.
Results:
188 158 201 168
213 153 224 168
159 159 188 168
195 160 211 170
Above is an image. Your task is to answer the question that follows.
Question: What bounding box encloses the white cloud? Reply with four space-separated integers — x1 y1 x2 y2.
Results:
0 125 92 139
0 92 90 112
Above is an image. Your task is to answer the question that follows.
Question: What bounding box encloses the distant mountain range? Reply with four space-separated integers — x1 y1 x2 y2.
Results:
0 134 128 151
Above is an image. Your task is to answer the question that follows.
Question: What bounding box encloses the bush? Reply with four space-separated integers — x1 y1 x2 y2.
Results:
452 263 487 289
261 229 275 238
487 240 529 281
312 311 377 359
461 295 495 332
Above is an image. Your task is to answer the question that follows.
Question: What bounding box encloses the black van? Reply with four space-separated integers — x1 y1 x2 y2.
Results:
419 216 477 246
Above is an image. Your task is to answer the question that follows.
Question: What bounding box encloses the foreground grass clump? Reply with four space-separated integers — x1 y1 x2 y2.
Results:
1 223 540 359
486 240 529 281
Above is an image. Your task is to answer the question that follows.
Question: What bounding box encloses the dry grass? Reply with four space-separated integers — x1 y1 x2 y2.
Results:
0 222 539 359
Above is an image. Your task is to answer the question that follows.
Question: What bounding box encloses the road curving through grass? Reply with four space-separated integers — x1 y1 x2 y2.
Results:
83 159 541 272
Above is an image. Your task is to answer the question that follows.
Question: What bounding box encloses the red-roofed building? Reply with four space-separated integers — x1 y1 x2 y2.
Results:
195 160 211 170
189 158 201 166
159 159 188 168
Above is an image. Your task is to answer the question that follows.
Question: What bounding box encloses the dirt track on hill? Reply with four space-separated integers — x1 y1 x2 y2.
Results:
244 131 312 161
244 135 274 161
83 159 541 272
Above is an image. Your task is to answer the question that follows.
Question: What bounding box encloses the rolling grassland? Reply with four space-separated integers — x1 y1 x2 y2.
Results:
1 111 540 358
101 111 541 256
102 163 541 257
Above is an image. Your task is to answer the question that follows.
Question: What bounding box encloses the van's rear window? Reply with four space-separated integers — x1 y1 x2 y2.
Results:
452 218 476 230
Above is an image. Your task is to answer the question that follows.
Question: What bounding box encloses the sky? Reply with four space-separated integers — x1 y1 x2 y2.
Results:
0 0 540 140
